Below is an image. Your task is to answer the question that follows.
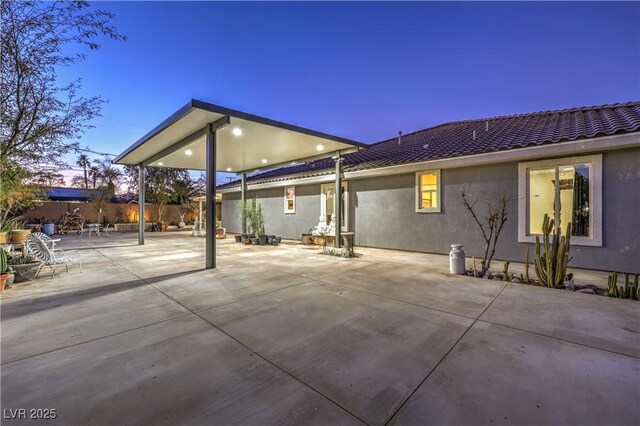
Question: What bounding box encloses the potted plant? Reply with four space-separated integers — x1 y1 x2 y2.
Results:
8 253 40 283
9 218 30 244
176 207 187 229
42 219 55 236
0 249 10 291
215 218 226 239
0 218 14 244
252 203 267 245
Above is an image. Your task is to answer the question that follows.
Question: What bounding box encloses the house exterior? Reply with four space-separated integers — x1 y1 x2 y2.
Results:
218 102 640 274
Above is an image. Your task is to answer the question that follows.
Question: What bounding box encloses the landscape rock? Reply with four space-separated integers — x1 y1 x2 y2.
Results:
564 280 576 291
577 284 599 291
577 288 596 294
511 278 522 283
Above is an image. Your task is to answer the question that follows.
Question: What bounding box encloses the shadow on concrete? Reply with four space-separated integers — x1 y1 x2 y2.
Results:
1 269 206 320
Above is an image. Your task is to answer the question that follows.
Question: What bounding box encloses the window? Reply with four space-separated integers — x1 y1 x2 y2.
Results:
518 154 602 246
415 170 441 213
284 186 295 214
320 182 348 231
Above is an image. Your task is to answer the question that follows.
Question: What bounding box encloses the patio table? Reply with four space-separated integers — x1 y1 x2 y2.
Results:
87 224 102 237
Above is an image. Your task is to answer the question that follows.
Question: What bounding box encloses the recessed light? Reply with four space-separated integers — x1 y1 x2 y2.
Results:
185 149 193 156
232 128 242 136
226 167 231 172
157 162 163 166
316 144 324 151
261 159 268 164
291 162 297 165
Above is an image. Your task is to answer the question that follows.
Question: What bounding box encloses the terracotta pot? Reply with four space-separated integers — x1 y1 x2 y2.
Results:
0 232 9 244
0 273 8 292
243 238 252 245
10 229 31 244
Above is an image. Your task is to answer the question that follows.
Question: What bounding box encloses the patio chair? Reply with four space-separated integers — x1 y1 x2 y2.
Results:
25 234 83 278
31 232 61 251
103 216 119 236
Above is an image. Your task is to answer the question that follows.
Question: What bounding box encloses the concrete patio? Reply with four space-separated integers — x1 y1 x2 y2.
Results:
1 232 638 425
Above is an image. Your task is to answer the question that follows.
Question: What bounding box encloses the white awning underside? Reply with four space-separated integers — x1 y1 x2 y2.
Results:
114 100 365 172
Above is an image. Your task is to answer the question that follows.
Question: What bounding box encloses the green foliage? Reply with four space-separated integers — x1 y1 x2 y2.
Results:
7 253 36 265
239 198 265 236
0 217 25 233
0 249 8 274
0 164 41 224
607 272 639 301
534 214 572 288
503 261 511 282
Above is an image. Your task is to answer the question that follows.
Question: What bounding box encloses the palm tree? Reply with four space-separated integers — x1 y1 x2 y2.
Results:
88 165 101 189
76 154 91 189
100 164 122 195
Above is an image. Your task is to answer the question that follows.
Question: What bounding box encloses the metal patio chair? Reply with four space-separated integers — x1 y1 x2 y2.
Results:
25 234 83 278
31 232 62 251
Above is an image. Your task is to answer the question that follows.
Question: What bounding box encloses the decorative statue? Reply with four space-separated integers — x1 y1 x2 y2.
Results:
312 214 336 237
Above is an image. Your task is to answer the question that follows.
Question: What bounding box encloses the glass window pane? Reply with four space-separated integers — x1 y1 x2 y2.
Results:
567 164 590 237
324 186 334 224
419 172 438 209
528 168 556 235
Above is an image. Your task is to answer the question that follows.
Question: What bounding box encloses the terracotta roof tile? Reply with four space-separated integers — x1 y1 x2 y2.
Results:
219 102 640 189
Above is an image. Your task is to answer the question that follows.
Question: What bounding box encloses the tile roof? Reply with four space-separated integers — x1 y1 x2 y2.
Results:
43 187 106 201
219 102 640 189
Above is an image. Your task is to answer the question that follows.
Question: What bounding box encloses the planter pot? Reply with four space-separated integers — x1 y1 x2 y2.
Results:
158 222 169 232
42 223 55 236
0 273 8 292
7 270 15 286
0 232 9 244
251 238 260 245
11 262 40 283
258 235 268 245
177 221 186 229
10 229 31 244
234 235 242 243
271 237 281 246
243 238 252 245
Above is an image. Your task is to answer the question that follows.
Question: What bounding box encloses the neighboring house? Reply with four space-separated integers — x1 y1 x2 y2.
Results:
219 102 640 273
44 187 96 202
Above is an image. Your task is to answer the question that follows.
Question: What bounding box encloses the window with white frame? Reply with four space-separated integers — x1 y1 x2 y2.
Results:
415 170 441 213
320 182 348 231
518 154 602 246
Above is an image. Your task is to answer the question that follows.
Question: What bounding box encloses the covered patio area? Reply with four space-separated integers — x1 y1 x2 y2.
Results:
114 99 366 268
1 232 638 425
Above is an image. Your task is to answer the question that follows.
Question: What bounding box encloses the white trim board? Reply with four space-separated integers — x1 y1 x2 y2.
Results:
217 133 639 193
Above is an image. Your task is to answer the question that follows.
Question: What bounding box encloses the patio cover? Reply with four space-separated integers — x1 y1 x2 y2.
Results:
114 99 365 268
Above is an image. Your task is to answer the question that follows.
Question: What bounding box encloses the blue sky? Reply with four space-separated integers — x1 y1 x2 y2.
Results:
58 1 639 180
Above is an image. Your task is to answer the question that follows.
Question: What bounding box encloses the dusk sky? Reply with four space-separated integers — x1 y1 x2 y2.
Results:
59 1 639 180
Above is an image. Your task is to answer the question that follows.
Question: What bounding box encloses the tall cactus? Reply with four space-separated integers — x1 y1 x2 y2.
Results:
534 214 572 288
0 249 8 274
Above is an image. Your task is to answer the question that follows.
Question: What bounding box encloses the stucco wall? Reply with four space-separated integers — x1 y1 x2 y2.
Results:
222 185 321 239
221 148 640 273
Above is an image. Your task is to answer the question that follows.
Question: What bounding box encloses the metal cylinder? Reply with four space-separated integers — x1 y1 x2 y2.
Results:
449 244 466 275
